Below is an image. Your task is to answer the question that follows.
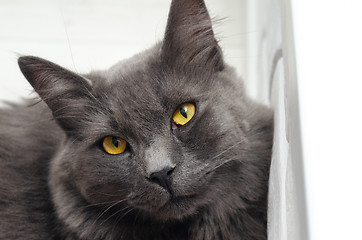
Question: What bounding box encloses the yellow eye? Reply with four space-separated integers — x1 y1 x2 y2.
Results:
172 103 196 126
102 136 127 155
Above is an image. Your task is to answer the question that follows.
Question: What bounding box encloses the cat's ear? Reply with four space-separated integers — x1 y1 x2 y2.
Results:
161 0 224 71
18 56 95 134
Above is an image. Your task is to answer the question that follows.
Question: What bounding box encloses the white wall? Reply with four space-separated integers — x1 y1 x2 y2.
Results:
247 0 362 239
245 0 309 239
0 0 246 105
291 0 362 239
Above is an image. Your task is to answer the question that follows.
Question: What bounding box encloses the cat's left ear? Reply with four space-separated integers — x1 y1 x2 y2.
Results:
18 56 95 134
161 0 224 72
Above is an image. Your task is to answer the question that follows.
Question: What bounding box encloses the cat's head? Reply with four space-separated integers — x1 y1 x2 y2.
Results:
18 0 272 222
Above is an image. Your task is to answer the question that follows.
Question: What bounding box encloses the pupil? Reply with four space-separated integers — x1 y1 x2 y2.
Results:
180 107 188 118
112 137 119 148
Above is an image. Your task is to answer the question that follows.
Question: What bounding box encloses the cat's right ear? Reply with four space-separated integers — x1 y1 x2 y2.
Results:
18 56 95 134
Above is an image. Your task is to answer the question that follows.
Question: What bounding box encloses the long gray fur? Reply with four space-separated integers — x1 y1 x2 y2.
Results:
0 0 273 239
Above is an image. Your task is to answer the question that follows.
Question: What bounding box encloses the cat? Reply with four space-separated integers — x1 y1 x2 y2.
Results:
0 0 273 239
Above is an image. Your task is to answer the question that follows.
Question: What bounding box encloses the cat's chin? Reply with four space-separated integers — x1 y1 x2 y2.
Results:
128 189 201 220
144 194 202 221
158 194 201 220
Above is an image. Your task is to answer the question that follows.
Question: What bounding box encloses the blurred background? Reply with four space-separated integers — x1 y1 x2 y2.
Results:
1 0 362 240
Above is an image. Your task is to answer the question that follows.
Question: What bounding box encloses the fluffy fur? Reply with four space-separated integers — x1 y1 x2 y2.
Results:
0 0 273 239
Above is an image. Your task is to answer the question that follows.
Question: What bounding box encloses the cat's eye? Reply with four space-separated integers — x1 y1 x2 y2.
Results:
102 136 127 155
172 103 196 126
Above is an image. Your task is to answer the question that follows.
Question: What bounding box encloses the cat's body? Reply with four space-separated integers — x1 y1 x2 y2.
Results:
0 0 273 239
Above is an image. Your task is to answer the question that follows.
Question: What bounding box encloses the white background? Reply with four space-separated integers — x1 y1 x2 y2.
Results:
291 0 362 239
0 0 247 104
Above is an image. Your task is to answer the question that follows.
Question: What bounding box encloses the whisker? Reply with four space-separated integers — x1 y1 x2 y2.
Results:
75 199 126 211
89 198 127 230
110 212 123 239
100 205 134 226
209 157 238 173
59 9 77 72
207 139 245 163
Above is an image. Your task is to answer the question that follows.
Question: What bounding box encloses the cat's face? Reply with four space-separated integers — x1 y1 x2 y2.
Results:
18 0 271 221
55 53 248 220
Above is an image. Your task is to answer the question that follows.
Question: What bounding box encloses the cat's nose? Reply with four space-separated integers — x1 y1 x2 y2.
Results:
148 166 175 194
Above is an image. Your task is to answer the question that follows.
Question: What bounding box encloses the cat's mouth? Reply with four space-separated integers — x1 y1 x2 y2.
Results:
152 193 201 220
126 165 214 220
127 187 202 220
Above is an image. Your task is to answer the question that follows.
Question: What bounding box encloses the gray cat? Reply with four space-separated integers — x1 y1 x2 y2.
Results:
0 0 273 239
